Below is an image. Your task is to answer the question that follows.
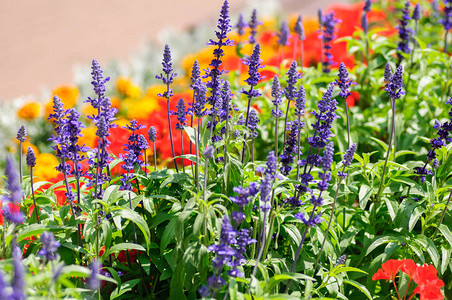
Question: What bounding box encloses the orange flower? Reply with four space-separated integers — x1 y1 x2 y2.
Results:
372 259 404 281
116 77 141 99
52 85 79 108
17 101 42 120
34 153 60 182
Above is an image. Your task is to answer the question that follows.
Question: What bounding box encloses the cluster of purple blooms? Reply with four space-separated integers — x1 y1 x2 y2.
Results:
335 62 356 100
280 121 299 176
200 182 259 297
277 21 290 47
384 63 404 100
38 231 61 261
271 76 284 118
415 97 452 181
440 0 452 31
85 59 118 199
120 120 147 190
361 0 372 33
0 246 25 300
2 157 24 224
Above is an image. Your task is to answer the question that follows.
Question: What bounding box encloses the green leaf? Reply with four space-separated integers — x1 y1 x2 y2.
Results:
384 198 398 221
161 219 176 253
438 224 452 246
331 266 367 276
440 246 451 275
359 185 373 210
103 243 145 260
17 224 71 242
116 209 150 250
366 236 405 256
343 279 372 300
408 206 423 232
60 265 91 278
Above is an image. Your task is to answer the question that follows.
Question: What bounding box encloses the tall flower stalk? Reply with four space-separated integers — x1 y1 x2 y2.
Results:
315 143 356 272
286 142 334 292
283 61 302 145
171 98 189 172
397 1 414 63
271 76 284 157
156 44 179 172
294 86 306 181
16 125 26 185
294 15 305 66
376 64 404 204
440 0 452 52
319 12 341 73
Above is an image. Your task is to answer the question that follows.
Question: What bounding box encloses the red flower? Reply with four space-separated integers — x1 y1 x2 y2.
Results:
413 264 445 300
400 259 417 279
372 259 404 281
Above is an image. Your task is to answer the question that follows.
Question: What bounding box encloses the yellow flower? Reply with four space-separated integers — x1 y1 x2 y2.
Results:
81 103 98 119
126 96 161 120
78 126 97 149
17 101 42 120
145 84 167 98
52 85 79 108
34 153 59 182
114 118 130 128
117 77 141 99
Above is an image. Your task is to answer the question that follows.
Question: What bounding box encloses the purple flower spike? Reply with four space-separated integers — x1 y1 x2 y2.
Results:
280 122 298 175
284 61 302 101
138 134 149 150
384 63 393 82
26 147 36 167
412 3 421 20
4 156 21 204
440 0 452 31
204 145 215 159
230 182 259 207
12 246 25 300
339 143 357 178
38 231 61 261
277 21 290 46
243 43 264 91
335 62 356 99
364 0 372 12
89 260 100 290
171 98 188 130
156 45 176 99
236 13 247 36
385 65 404 99
248 109 260 139
248 9 261 45
16 125 27 142
271 76 284 118
294 85 306 118
396 1 414 59
294 15 305 41
148 126 157 142
319 12 341 73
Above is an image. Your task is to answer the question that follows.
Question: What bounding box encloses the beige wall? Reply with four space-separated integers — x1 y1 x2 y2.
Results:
0 0 342 101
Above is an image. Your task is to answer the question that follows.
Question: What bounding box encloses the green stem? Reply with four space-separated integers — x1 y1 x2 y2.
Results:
344 100 351 148
432 188 452 239
153 142 157 171
30 168 39 224
180 130 185 173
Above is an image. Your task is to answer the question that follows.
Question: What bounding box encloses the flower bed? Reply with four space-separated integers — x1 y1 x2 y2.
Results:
0 0 450 299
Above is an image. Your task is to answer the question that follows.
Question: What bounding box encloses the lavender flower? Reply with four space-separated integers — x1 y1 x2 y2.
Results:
294 85 306 119
0 271 7 299
156 45 176 99
148 126 157 142
362 13 369 33
280 122 298 176
2 156 24 224
363 0 372 12
396 1 414 60
335 63 355 99
294 15 305 41
236 13 247 36
319 12 341 73
204 145 215 159
385 65 404 100
271 75 284 118
384 62 393 82
171 98 188 130
89 260 100 290
205 0 233 108
38 231 61 261
277 21 290 46
335 255 347 266
338 143 357 178
122 120 146 171
230 182 258 207
247 109 260 139
412 3 421 20
26 147 35 167
138 134 148 151
242 44 264 92
440 0 452 31
85 60 117 198
16 125 26 142
248 9 261 45
284 61 302 101
317 141 334 191
12 246 25 300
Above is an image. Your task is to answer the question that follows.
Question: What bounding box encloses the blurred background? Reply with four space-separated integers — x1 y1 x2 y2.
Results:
0 0 344 102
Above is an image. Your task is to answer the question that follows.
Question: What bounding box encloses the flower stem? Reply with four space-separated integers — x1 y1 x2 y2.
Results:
283 100 291 146
432 188 452 239
314 177 344 272
152 142 157 171
30 167 39 224
19 141 23 185
180 130 185 173
167 96 179 173
344 100 351 148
